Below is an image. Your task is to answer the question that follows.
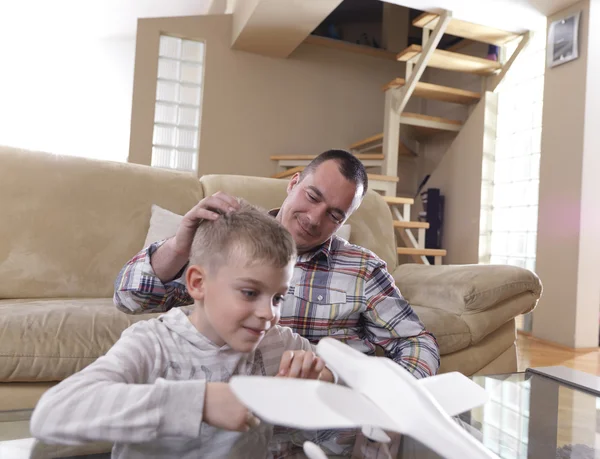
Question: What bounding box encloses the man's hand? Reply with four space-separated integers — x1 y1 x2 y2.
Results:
203 382 260 432
277 350 334 382
173 192 241 257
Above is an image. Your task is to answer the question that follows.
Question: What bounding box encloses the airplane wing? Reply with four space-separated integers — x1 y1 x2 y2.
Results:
417 372 489 417
317 338 489 418
229 376 398 432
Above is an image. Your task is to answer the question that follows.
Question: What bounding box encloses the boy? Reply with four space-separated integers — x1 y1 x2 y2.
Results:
31 203 334 458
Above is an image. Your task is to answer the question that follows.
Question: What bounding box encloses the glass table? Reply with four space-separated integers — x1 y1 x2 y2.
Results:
400 370 600 458
2 369 600 458
0 408 110 459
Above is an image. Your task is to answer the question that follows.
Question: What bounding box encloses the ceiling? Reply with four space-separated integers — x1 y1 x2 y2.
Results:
0 0 211 40
386 0 583 33
0 0 582 41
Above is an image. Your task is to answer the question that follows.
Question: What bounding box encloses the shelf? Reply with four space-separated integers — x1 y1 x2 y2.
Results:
303 35 397 61
397 45 502 75
413 13 522 46
382 78 481 105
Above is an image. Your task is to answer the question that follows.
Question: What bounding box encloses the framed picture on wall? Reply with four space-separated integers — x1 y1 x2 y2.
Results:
547 11 581 68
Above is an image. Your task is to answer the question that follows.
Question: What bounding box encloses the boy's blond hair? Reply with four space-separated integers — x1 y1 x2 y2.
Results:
190 200 296 272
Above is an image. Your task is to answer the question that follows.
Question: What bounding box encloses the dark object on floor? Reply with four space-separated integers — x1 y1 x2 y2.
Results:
556 443 596 459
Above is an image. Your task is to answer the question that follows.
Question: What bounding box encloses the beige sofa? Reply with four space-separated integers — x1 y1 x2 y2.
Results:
0 146 542 412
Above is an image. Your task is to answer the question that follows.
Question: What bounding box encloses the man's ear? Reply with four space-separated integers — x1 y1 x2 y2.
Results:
287 173 301 194
186 264 206 301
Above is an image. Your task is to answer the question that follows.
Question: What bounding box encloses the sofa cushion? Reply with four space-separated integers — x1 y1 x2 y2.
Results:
412 305 471 355
439 319 516 376
0 299 193 382
395 264 542 315
413 289 537 356
143 204 185 248
0 147 204 299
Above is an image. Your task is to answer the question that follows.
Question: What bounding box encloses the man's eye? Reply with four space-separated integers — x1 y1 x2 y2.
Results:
307 193 317 202
242 290 258 298
330 213 342 223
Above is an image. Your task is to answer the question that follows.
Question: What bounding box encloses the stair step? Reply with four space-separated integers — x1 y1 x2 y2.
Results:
272 167 399 183
397 45 502 75
270 153 384 161
393 220 430 230
400 112 462 137
397 247 447 257
272 166 304 179
383 196 414 205
413 13 521 46
368 174 399 183
349 133 384 150
352 113 461 152
382 78 481 105
349 134 415 157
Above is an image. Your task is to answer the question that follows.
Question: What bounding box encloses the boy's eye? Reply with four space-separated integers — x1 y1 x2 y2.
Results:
273 295 285 306
241 290 258 299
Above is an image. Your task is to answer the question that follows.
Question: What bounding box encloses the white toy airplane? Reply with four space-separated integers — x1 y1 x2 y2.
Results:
230 337 497 459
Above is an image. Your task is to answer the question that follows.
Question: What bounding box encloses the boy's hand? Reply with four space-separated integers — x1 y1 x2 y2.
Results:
203 382 260 432
277 350 334 382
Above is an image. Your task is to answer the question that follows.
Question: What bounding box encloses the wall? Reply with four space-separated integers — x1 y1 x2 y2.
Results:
533 0 600 348
416 94 492 265
0 35 135 162
129 14 404 177
392 41 491 265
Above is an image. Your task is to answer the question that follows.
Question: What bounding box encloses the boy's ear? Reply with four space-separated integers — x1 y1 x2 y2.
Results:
186 264 206 301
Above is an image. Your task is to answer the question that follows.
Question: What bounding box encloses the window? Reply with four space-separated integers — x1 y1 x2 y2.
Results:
152 36 205 173
479 30 546 331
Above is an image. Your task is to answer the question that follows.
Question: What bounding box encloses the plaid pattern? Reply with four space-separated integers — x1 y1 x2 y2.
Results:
114 235 440 457
115 237 439 377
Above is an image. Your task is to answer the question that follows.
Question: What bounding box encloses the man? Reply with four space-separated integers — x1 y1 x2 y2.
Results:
114 149 440 456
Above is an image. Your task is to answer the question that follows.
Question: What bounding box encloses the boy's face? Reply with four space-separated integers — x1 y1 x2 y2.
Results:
187 254 294 353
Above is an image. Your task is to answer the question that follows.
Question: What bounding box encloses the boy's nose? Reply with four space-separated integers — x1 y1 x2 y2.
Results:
255 301 276 321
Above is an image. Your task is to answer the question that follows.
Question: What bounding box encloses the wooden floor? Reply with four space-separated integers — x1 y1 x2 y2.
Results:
517 332 600 375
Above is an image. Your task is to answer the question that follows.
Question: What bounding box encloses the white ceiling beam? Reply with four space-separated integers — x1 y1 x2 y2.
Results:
231 0 343 58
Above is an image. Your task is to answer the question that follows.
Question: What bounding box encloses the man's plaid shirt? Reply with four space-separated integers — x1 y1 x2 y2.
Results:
114 236 440 379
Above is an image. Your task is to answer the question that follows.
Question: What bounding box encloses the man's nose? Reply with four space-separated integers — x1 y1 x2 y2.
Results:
307 204 326 227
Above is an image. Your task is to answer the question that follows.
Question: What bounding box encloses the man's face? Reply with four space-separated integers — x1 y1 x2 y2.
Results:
277 160 363 253
188 255 294 352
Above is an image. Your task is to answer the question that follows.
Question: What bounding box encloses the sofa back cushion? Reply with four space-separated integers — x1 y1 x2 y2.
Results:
0 147 203 299
200 174 398 269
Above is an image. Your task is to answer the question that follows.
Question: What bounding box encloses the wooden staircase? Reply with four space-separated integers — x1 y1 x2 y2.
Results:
270 11 529 266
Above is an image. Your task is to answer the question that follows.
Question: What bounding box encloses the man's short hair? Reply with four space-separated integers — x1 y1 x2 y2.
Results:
299 150 368 197
190 200 296 272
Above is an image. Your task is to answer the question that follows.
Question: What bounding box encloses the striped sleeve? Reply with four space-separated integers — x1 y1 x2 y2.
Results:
30 324 205 445
113 240 193 314
362 262 440 379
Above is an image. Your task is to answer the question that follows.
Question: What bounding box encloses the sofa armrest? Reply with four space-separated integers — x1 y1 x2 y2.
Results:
393 264 542 316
